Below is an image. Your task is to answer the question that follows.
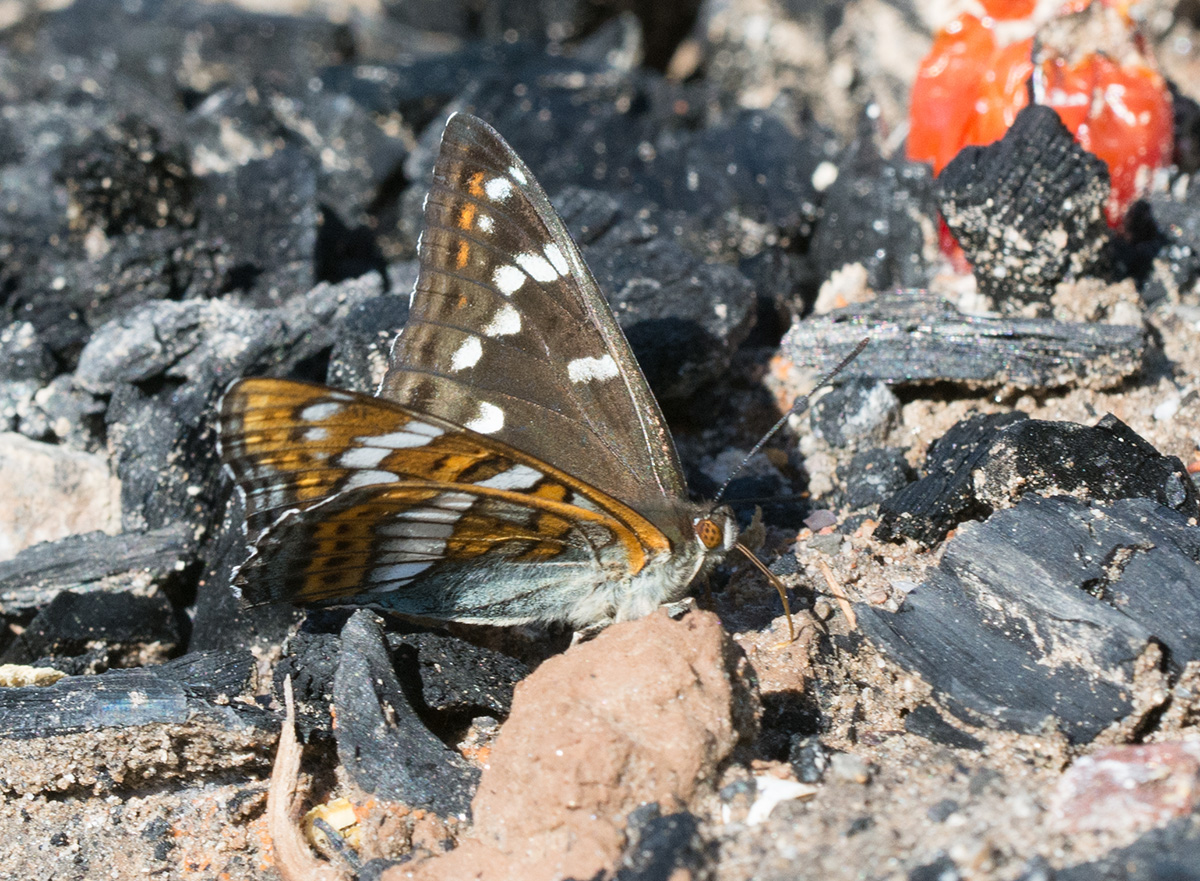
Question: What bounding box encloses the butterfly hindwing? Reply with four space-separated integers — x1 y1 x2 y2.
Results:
380 113 688 513
218 377 673 615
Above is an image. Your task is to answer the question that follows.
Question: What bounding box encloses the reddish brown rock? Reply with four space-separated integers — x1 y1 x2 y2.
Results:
383 609 757 881
1051 740 1200 834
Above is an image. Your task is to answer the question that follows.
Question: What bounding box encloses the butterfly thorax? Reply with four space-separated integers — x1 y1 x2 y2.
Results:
565 501 738 628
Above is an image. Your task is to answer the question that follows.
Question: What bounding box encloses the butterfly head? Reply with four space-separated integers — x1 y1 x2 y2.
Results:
693 506 738 556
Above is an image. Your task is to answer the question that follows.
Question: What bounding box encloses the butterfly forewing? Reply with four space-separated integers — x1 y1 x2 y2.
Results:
380 113 688 514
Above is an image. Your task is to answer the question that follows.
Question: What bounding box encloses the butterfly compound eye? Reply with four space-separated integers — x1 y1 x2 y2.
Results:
694 517 724 550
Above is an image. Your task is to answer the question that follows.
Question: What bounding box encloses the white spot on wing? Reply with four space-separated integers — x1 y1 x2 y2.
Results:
568 354 620 383
451 336 483 371
436 491 475 511
345 470 400 489
381 537 447 558
304 427 328 442
340 446 391 469
378 521 455 539
360 423 444 449
493 264 525 295
368 561 433 585
483 303 521 337
509 165 528 185
300 402 342 422
544 242 569 276
473 463 542 491
477 214 494 233
484 177 513 201
516 251 558 282
464 402 504 434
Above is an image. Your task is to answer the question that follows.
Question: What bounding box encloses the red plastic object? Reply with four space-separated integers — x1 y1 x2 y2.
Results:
908 2 1173 229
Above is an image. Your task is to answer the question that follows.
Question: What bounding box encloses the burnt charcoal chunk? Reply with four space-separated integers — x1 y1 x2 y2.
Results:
779 291 1143 390
615 805 707 881
0 322 55 384
0 648 265 739
3 588 181 665
875 412 1028 546
877 412 1198 547
840 448 914 510
1054 814 1200 881
1141 179 1200 305
327 287 412 393
903 706 984 752
195 146 320 300
788 735 831 783
812 135 938 292
0 524 197 619
57 118 196 236
862 496 1200 743
975 414 1199 517
387 632 529 721
333 611 479 815
937 104 1111 311
811 380 900 449
910 856 961 881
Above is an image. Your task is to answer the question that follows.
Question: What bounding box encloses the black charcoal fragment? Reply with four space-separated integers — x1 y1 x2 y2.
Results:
909 855 961 881
780 290 1143 390
3 588 181 666
194 146 320 301
332 610 479 816
1053 814 1200 880
936 104 1112 311
862 495 1200 743
876 412 1198 547
57 117 197 236
0 525 196 619
386 631 529 721
614 805 707 881
0 649 264 740
327 286 412 394
811 132 939 292
0 322 56 384
875 412 1028 547
810 380 900 449
839 448 915 511
1141 178 1200 305
903 706 983 752
788 735 830 783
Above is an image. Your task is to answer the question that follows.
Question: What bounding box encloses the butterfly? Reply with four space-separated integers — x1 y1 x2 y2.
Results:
218 112 785 630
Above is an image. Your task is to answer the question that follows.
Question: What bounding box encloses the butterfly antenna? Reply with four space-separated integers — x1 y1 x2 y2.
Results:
736 540 796 641
712 338 869 507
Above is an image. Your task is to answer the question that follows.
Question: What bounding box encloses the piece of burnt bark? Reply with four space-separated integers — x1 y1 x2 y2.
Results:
0 649 275 794
778 290 1143 390
936 104 1112 312
862 495 1200 743
876 413 1198 547
0 524 196 619
332 610 479 817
